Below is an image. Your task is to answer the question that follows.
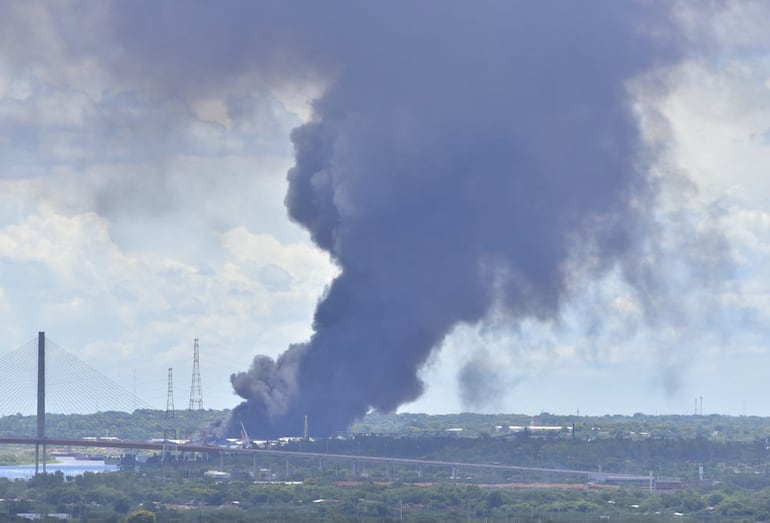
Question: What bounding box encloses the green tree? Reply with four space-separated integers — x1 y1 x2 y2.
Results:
486 490 504 510
124 509 156 523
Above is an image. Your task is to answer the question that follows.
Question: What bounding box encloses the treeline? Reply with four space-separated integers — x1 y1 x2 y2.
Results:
1 410 769 443
351 411 770 442
0 410 228 441
4 467 770 522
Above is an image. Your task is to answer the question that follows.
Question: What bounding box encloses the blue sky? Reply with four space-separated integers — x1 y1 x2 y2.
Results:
1 2 770 420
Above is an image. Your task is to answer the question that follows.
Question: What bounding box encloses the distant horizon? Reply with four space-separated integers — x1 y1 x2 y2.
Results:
2 407 767 420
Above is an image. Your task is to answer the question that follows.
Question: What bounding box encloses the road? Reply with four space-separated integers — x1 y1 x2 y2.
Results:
0 436 650 482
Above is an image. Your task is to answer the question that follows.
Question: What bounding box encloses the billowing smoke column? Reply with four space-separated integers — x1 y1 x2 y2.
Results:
227 3 684 437
0 1 720 437
11 0 685 437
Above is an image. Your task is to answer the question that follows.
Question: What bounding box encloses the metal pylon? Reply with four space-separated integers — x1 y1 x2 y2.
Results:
164 367 176 440
188 338 203 410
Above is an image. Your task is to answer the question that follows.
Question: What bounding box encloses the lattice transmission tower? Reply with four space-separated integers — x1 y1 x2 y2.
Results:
164 367 177 440
188 338 203 410
165 367 175 418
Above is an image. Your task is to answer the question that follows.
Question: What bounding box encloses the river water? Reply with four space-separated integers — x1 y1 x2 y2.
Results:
0 456 118 479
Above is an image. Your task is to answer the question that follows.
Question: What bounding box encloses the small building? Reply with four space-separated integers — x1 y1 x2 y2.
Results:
204 470 231 480
17 514 70 521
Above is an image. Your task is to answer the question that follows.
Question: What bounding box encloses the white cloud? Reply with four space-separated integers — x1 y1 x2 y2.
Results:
220 227 337 288
0 72 333 411
0 203 336 410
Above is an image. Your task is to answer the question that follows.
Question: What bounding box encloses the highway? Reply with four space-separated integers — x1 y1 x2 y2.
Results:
0 436 650 481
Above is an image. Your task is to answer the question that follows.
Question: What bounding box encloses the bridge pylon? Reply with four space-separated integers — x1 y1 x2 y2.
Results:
35 331 46 475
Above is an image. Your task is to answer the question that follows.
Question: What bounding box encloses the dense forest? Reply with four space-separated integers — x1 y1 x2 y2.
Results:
1 411 770 521
2 454 770 522
0 410 227 442
2 409 769 442
5 468 770 523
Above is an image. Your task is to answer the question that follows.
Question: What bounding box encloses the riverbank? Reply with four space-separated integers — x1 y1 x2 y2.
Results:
0 457 118 479
0 448 60 466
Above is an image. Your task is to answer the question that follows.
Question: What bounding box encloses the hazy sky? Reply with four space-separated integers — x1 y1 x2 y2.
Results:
1 1 770 420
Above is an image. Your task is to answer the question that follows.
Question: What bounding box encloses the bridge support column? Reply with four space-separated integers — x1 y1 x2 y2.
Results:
35 332 46 476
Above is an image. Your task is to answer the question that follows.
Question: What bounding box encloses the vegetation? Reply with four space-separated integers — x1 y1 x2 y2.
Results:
350 411 770 442
1 409 769 442
0 410 228 442
2 465 770 522
0 411 769 520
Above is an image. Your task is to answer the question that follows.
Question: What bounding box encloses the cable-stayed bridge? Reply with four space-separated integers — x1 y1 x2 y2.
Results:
0 333 152 416
0 333 661 486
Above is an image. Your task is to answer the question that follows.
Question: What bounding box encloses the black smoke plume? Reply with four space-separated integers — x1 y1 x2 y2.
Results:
224 2 684 437
7 0 686 437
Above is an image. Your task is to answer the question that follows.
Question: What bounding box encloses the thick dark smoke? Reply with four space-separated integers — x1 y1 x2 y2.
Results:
224 3 684 437
5 1 687 436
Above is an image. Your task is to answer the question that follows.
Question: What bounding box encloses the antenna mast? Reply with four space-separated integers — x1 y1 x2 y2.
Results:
189 338 203 410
